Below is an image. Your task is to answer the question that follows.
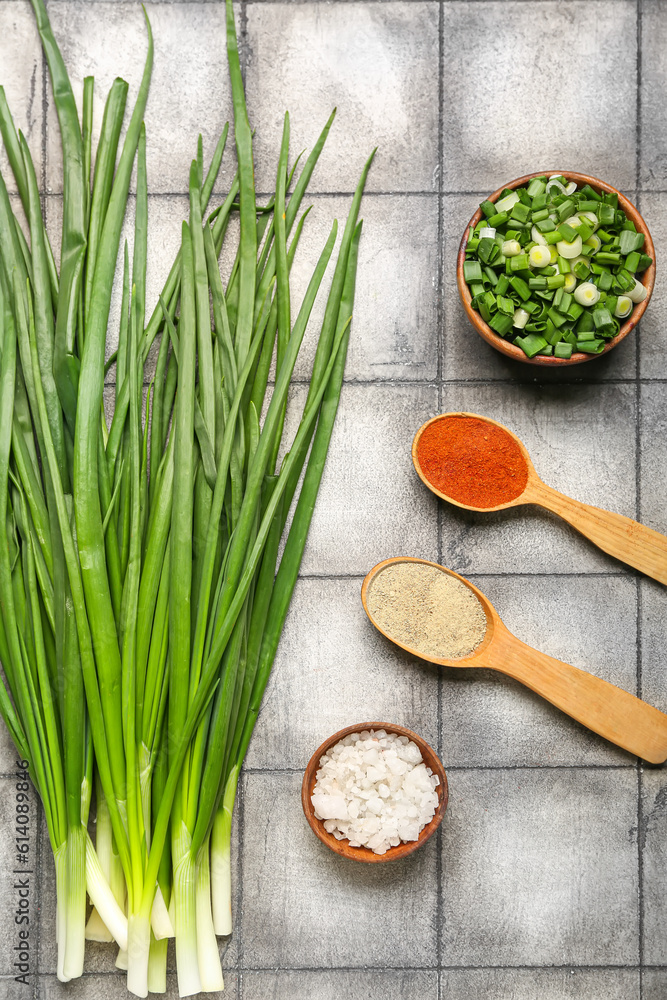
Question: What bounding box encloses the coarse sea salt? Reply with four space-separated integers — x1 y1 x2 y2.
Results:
311 729 440 855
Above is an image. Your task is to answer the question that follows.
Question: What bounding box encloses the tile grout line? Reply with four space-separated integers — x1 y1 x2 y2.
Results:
243 763 639 774
436 0 444 978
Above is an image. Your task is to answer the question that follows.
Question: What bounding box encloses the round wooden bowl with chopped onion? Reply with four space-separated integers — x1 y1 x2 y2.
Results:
457 170 656 366
301 722 448 863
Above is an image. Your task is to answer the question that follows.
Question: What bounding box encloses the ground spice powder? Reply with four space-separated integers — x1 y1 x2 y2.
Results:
416 414 529 508
367 562 487 660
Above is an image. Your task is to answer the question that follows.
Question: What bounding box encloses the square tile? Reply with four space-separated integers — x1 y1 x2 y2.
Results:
240 771 438 968
442 194 637 382
0 776 39 977
439 968 640 1000
0 3 43 196
246 3 439 195
45 2 235 196
640 383 667 537
638 193 667 377
644 970 667 1000
441 769 639 965
441 574 638 767
438 383 638 575
0 978 37 999
282 383 439 576
287 194 438 382
641 768 667 965
243 970 438 1000
246 576 439 769
442 2 636 193
640 578 667 714
640 0 667 190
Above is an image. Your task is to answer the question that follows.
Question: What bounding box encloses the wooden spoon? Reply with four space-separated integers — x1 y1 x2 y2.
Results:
362 557 667 764
413 412 667 586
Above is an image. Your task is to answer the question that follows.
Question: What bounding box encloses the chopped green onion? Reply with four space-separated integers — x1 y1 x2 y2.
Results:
489 312 514 336
509 275 531 300
628 278 648 303
573 281 600 306
463 260 483 283
527 178 546 198
515 333 548 358
556 235 583 259
554 341 573 359
577 339 605 353
546 273 566 290
510 201 531 223
501 240 522 257
495 191 520 214
614 295 633 319
529 245 552 268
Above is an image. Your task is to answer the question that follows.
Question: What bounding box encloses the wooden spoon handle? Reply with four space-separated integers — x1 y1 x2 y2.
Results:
480 625 667 763
528 480 667 585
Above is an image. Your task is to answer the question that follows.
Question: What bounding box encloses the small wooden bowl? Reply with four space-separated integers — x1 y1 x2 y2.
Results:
301 722 448 863
457 170 656 366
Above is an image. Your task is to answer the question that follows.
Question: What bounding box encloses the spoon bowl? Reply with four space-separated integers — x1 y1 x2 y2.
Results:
362 557 667 763
412 411 667 585
302 721 448 863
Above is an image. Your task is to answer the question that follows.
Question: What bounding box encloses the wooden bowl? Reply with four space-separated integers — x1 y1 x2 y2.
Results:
457 170 656 366
301 722 448 863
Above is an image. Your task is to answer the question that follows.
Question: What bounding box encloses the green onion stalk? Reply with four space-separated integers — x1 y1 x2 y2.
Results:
0 0 373 993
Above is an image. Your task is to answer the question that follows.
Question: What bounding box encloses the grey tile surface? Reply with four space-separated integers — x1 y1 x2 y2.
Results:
640 0 667 191
640 382 667 537
241 771 438 968
243 970 439 1000
442 574 638 767
0 2 43 195
247 575 439 769
1 0 667 995
45 2 235 196
294 383 440 575
246 3 440 194
640 577 667 714
439 968 641 1000
287 194 439 382
641 768 667 966
637 193 666 378
644 969 667 1000
441 769 639 966
441 2 637 193
439 382 638 575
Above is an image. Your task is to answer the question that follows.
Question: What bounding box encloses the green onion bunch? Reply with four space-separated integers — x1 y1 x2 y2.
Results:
0 0 373 994
463 174 652 359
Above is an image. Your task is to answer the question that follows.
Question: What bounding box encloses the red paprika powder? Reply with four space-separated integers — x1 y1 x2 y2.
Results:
416 415 528 508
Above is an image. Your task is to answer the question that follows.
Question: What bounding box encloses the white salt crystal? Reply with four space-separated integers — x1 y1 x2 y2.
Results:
311 730 439 855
